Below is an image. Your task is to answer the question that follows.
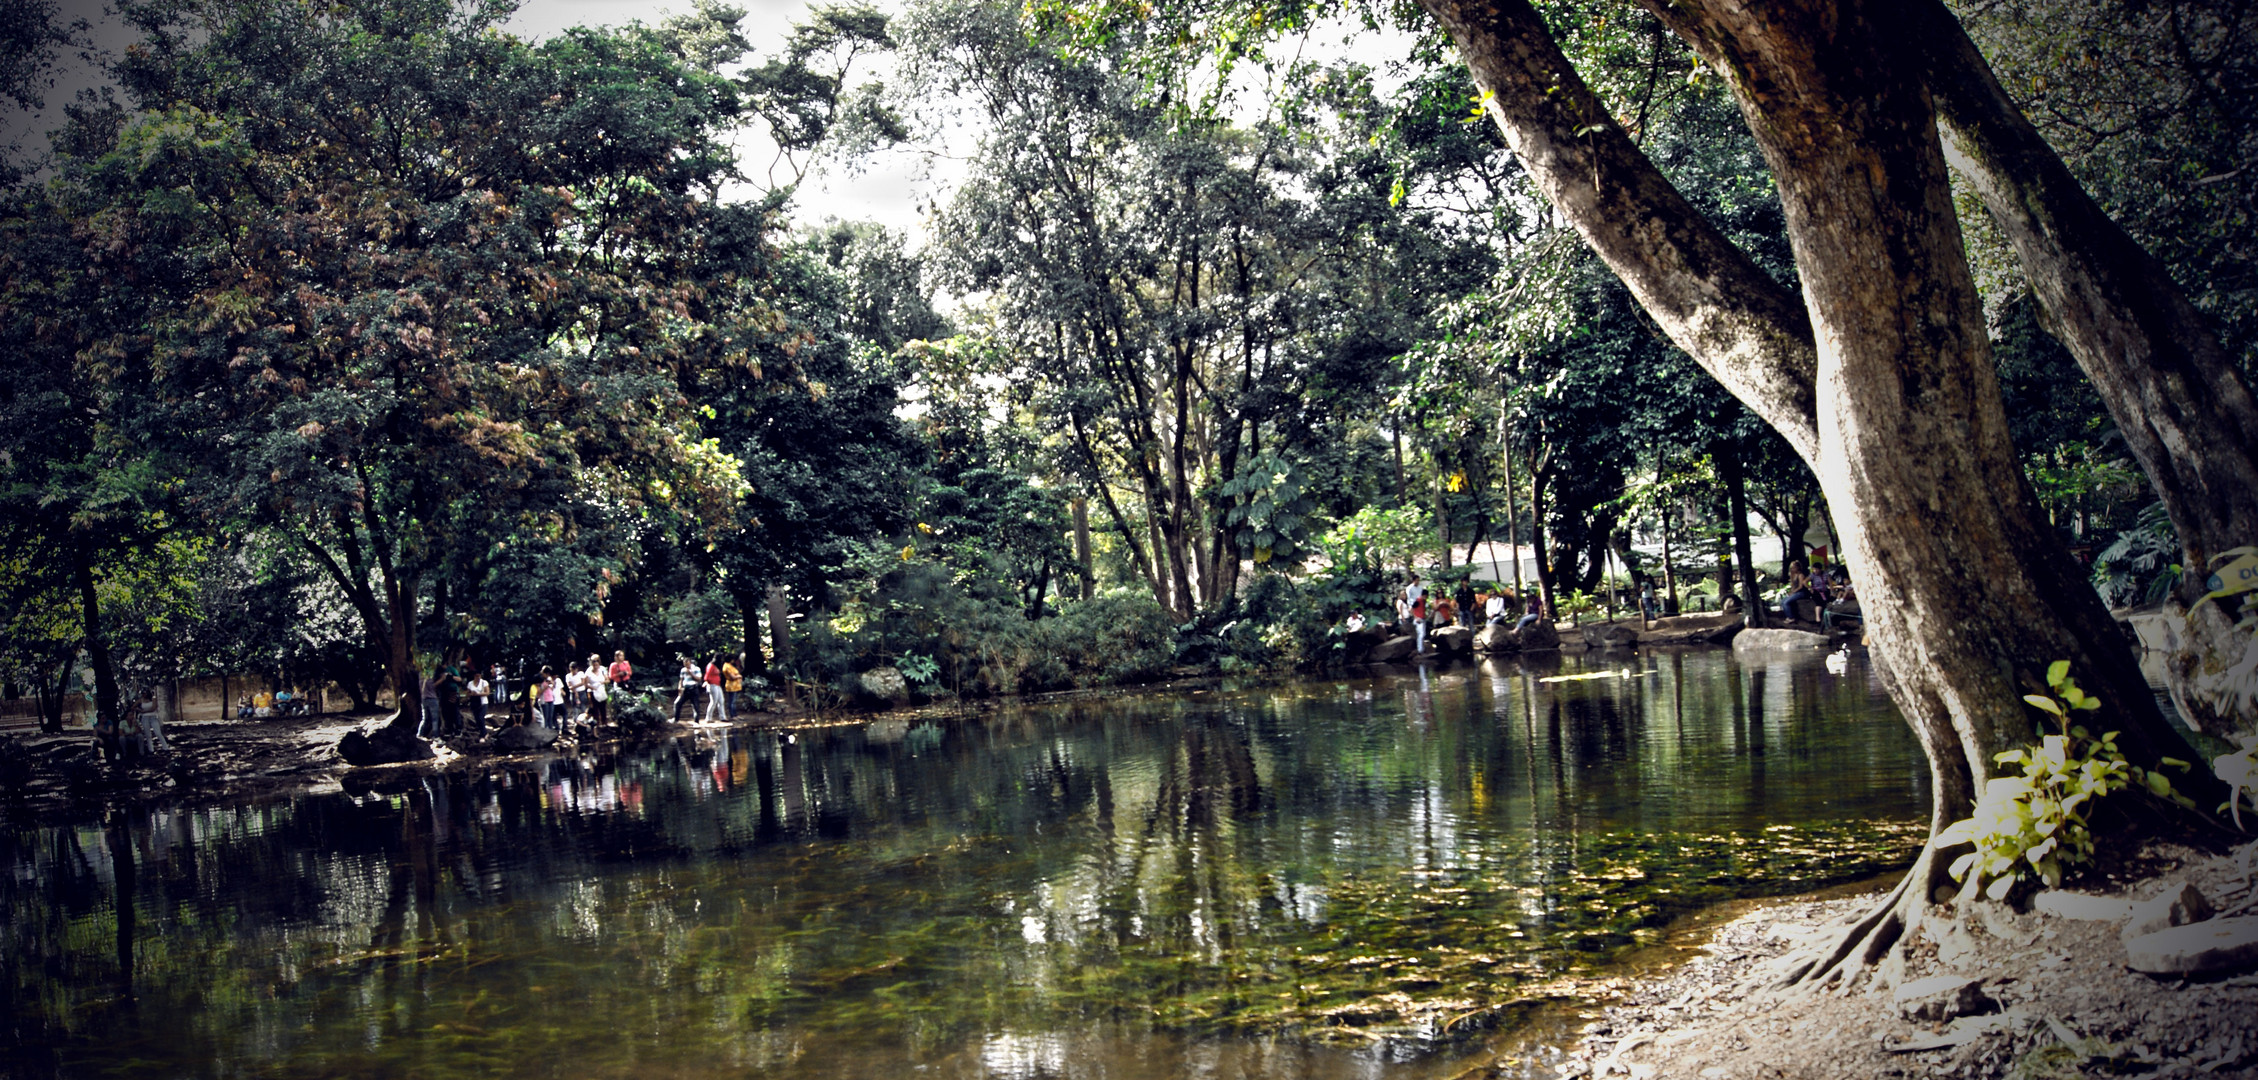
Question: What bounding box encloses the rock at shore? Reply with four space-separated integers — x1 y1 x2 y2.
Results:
1431 625 1474 654
1476 624 1516 653
1581 622 1640 649
1342 626 1390 662
1632 612 1746 646
490 723 560 752
1366 635 1419 663
860 666 910 705
336 717 436 766
1516 619 1561 651
1732 627 1831 653
2123 915 2258 977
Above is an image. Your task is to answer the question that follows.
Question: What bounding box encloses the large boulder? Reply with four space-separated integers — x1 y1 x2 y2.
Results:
1732 627 1831 653
490 723 560 752
1581 622 1640 649
1632 612 1746 646
1432 626 1475 655
859 666 910 705
337 716 436 767
1516 619 1562 652
1476 624 1517 653
1343 626 1391 662
1366 635 1419 663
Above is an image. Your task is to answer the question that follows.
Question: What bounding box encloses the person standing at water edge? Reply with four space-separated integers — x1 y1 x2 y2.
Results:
609 650 634 695
538 665 560 729
674 656 700 721
722 655 742 717
1405 574 1427 654
588 654 610 727
704 656 727 722
490 663 511 726
436 654 464 736
466 668 491 734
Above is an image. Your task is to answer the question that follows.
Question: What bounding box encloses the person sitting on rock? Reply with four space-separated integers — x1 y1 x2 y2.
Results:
1485 591 1507 625
1777 559 1814 620
1344 611 1366 633
1515 593 1543 631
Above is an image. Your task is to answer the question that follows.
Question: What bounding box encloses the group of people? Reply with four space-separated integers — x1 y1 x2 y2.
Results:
669 654 745 723
411 650 752 740
235 687 313 718
1344 573 1547 654
1778 559 1858 626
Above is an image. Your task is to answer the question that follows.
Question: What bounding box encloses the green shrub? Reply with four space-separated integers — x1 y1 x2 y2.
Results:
1938 661 2193 899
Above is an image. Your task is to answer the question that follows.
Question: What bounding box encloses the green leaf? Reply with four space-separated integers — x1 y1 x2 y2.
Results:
2047 659 2070 687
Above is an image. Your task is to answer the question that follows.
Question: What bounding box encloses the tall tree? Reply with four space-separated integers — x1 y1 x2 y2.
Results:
1406 0 2221 983
65 0 771 743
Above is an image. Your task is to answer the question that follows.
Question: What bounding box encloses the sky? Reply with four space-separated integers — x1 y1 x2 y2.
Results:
501 0 941 239
4 0 937 239
8 0 1415 249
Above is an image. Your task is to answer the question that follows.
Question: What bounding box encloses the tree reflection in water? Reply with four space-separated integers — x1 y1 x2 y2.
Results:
2 649 1925 1079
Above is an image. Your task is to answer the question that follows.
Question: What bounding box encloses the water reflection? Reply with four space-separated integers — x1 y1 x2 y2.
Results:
3 648 1924 1079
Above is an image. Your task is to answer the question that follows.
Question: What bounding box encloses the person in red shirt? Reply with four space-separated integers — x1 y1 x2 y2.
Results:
703 657 726 722
609 651 633 694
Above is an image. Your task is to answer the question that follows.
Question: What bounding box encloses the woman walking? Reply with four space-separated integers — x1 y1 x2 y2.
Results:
673 656 701 721
704 656 727 723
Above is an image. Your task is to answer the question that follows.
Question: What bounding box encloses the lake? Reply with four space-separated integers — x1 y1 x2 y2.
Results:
1 647 1928 1079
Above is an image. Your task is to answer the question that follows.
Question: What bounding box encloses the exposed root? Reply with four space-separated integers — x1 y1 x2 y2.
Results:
1776 841 1942 990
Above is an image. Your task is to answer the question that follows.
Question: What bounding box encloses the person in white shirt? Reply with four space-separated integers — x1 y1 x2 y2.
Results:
566 663 590 721
1485 592 1507 625
586 653 609 726
1404 573 1427 654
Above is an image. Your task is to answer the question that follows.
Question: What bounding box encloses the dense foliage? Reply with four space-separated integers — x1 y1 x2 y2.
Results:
0 0 2238 730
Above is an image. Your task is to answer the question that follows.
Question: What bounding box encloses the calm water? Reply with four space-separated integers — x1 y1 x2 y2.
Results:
2 648 1927 1079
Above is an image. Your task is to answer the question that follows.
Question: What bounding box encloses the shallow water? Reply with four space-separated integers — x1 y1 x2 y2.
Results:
2 648 1927 1079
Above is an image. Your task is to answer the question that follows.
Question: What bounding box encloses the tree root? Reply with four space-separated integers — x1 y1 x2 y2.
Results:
1775 841 1945 990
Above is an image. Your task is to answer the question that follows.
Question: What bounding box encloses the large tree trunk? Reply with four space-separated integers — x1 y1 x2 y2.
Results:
1717 445 1766 629
377 564 422 739
1913 0 2258 738
71 543 122 757
1420 0 2219 983
1072 496 1094 601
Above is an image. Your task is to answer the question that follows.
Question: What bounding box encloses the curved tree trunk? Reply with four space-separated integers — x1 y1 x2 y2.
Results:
1913 0 2258 738
1420 0 2221 983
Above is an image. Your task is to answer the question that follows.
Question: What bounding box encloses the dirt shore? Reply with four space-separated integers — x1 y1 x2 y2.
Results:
1480 842 2258 1080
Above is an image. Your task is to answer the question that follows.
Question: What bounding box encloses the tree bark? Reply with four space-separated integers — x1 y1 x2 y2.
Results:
1718 445 1767 629
1913 0 2258 736
71 543 121 756
1072 496 1094 601
1423 0 2221 981
1416 0 1822 465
